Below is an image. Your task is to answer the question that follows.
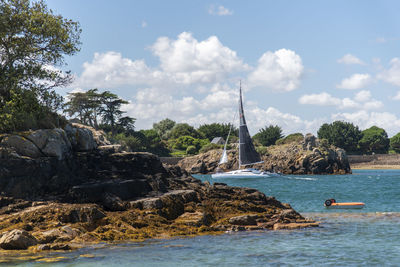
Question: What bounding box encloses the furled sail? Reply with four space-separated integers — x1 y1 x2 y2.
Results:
219 149 228 164
238 86 262 167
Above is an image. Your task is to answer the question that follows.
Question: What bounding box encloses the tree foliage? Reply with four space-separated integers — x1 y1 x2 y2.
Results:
65 89 135 135
359 126 390 154
197 123 238 141
317 121 362 153
153 118 175 139
390 132 400 153
0 0 80 132
252 125 283 146
168 123 203 139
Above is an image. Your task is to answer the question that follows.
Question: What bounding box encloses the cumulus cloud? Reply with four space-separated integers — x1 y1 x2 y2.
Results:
337 73 372 90
124 85 321 135
337 54 364 65
77 51 156 88
75 32 248 88
208 5 233 16
247 106 323 135
151 32 248 84
299 92 341 106
247 49 304 92
332 111 400 136
378 58 400 87
392 91 400 100
299 90 382 110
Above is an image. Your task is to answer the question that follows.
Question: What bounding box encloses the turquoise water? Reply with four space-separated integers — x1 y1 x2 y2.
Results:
6 170 400 266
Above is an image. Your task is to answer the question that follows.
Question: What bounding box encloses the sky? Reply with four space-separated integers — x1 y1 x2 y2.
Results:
45 0 400 136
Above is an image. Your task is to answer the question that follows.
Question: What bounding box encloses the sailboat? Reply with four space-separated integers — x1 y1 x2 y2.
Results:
211 84 272 179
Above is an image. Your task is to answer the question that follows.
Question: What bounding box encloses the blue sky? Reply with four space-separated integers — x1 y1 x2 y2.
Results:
46 0 400 136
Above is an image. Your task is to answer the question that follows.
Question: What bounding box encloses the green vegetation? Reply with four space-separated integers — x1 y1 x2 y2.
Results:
0 0 81 133
252 125 283 146
197 123 238 141
390 133 400 153
359 126 389 154
276 133 304 145
317 121 362 153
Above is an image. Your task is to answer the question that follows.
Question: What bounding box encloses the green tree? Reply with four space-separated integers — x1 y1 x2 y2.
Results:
197 123 238 141
390 132 400 153
253 125 283 146
99 91 128 135
0 0 81 132
64 89 102 127
359 126 390 154
317 121 362 153
153 118 175 139
168 123 202 139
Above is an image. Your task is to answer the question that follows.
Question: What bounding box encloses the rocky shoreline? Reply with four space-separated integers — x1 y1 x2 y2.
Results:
0 124 318 254
177 134 351 175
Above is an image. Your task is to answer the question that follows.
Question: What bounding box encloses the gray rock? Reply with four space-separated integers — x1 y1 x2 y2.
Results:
229 214 259 225
25 129 72 160
0 135 42 158
64 124 97 151
0 229 38 250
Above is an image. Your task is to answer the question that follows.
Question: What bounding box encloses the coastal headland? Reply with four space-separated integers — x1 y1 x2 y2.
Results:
0 124 318 255
177 134 351 175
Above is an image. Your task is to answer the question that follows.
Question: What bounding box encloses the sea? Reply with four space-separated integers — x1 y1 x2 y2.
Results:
3 169 400 266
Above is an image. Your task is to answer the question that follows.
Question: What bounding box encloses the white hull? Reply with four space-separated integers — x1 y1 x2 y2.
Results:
211 168 278 179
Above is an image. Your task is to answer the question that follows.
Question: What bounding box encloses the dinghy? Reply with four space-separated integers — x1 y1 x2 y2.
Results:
324 199 365 209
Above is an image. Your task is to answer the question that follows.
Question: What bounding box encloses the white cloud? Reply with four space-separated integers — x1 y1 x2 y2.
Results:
141 21 147 28
392 91 400 100
77 51 156 88
337 54 364 65
378 58 400 87
375 37 387 43
124 85 321 135
337 73 372 90
354 90 371 102
299 90 382 110
151 32 247 84
208 5 233 16
332 111 400 136
248 49 304 92
299 92 341 106
247 106 323 135
76 33 249 88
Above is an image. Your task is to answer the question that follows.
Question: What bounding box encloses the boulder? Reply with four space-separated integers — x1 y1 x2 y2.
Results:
69 123 110 146
26 129 72 160
0 229 38 250
64 124 97 151
228 214 259 225
0 135 42 158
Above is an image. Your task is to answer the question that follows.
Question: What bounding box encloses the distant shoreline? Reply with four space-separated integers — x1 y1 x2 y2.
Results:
351 164 400 170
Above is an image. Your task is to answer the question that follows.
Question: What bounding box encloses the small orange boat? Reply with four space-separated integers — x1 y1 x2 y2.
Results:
324 199 365 209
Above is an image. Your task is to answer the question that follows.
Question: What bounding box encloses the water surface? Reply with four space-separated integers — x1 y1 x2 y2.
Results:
5 170 400 266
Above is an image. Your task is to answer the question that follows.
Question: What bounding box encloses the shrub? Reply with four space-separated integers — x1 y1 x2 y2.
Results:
276 133 304 145
199 143 223 154
186 145 197 155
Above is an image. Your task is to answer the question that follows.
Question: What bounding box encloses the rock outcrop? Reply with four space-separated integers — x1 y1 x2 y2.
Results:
0 125 318 252
177 134 351 175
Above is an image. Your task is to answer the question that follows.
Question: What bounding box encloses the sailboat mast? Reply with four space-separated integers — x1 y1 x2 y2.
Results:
238 81 243 169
